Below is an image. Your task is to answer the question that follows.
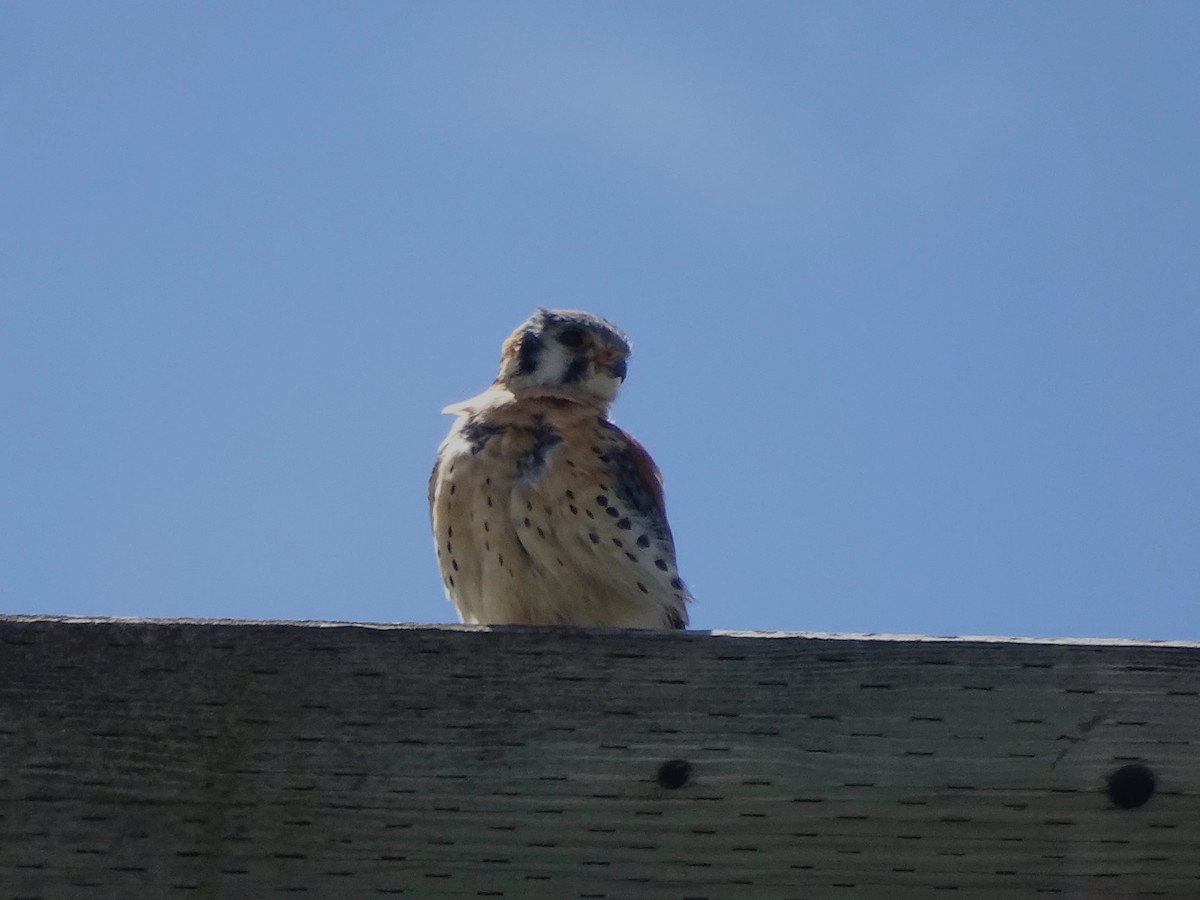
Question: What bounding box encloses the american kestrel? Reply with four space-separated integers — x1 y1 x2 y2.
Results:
429 309 691 629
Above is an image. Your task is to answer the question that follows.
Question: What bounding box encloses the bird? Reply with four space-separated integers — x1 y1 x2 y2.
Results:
429 308 691 629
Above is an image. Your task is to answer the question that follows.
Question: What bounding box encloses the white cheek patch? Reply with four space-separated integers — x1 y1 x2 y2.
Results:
531 342 571 386
583 371 619 403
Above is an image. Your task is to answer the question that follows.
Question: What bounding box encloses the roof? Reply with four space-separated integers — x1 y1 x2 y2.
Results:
3 616 1197 897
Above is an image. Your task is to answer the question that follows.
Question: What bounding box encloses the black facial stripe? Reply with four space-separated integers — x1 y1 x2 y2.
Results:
516 330 543 375
562 356 589 384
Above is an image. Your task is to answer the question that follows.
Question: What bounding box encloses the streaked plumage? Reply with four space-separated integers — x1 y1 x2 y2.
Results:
429 309 690 628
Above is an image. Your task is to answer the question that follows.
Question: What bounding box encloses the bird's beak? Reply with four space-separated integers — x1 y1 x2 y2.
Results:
607 357 627 382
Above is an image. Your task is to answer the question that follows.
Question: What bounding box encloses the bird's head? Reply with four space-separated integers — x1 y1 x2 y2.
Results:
496 309 631 408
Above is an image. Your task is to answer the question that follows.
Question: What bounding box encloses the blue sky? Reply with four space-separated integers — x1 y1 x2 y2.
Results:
3 2 1198 639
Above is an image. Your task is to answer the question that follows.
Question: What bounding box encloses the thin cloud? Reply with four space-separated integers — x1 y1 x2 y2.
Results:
395 19 851 223
484 44 786 199
883 64 1029 197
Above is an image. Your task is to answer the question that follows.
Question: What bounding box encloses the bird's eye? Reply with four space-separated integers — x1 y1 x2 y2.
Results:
557 327 584 348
